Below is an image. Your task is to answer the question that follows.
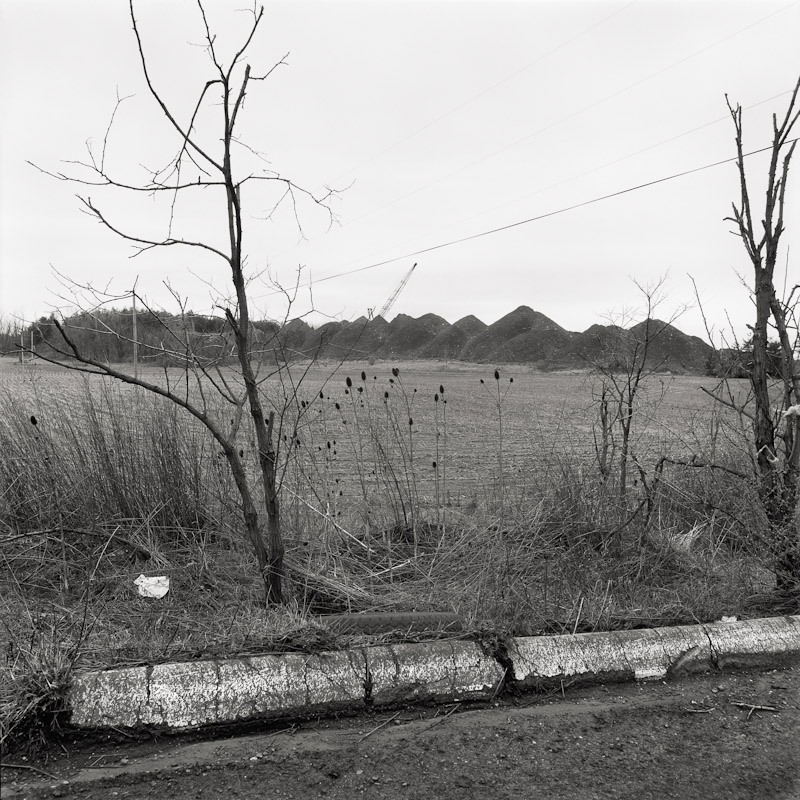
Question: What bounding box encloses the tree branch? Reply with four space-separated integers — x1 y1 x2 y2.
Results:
77 195 231 261
129 0 223 173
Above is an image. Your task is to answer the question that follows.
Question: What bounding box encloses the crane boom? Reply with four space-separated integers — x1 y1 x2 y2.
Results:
376 263 417 319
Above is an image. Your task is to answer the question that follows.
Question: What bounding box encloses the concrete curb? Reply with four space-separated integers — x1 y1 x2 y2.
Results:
69 640 503 729
510 616 800 689
68 615 800 731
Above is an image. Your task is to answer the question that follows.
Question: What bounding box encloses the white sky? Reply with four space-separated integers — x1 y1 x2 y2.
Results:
1 0 799 342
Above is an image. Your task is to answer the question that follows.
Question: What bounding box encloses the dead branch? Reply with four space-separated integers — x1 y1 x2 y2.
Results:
77 196 231 261
129 0 223 173
654 455 749 482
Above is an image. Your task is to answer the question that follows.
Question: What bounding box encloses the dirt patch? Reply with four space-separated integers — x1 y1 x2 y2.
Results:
3 665 798 799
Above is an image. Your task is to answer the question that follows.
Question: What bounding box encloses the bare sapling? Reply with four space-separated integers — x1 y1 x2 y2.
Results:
588 277 681 512
24 2 339 604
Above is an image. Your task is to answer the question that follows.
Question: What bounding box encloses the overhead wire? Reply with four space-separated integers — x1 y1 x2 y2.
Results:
335 0 799 232
294 88 796 287
274 137 799 293
264 0 643 271
324 0 641 186
264 1 797 285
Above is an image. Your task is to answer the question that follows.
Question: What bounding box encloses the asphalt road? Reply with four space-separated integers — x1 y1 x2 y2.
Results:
2 664 799 799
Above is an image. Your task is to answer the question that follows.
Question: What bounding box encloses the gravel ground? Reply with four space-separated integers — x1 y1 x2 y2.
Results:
3 664 799 799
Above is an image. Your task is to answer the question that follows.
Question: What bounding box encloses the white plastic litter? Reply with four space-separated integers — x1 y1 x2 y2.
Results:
134 574 170 599
719 615 738 623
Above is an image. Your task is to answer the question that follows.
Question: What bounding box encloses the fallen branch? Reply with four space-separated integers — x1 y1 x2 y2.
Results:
357 711 401 743
0 763 59 780
416 703 460 733
0 528 151 560
730 700 779 719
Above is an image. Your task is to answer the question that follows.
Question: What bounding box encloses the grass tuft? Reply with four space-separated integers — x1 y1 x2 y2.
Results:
0 361 788 753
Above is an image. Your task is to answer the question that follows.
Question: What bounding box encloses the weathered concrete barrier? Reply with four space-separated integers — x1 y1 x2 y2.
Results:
704 615 800 668
69 640 503 729
509 616 800 689
68 615 800 731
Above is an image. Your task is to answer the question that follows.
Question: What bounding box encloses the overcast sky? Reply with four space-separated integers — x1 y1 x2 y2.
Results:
1 0 798 342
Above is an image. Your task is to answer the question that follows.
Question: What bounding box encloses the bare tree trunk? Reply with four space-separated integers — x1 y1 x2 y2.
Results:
224 442 272 579
751 272 777 475
725 77 800 593
222 107 284 601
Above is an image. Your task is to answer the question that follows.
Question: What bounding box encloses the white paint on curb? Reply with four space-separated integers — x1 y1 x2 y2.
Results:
67 616 800 732
366 641 504 704
510 625 713 688
704 615 800 668
69 641 503 729
510 617 800 689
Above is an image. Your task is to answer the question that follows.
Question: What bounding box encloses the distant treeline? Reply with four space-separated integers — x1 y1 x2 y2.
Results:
704 338 784 379
0 308 785 379
5 309 300 366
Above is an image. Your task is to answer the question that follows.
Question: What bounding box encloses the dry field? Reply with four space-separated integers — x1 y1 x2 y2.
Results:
0 355 740 501
1 354 776 753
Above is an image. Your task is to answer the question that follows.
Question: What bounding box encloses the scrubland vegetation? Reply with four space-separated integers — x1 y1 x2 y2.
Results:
1 356 788 752
1 0 795 754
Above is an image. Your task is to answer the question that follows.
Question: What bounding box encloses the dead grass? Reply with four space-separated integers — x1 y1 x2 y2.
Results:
0 357 787 753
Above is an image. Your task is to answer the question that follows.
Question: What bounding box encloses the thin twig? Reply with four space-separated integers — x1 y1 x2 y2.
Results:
490 668 508 701
730 700 779 719
357 711 401 743
415 703 460 733
0 528 151 560
572 596 585 635
268 723 298 738
0 763 59 780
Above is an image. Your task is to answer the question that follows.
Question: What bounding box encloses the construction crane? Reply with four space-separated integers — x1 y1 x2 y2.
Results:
373 263 417 320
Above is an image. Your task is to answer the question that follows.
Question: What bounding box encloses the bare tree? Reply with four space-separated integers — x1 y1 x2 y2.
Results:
588 279 678 493
26 2 339 603
725 75 800 592
0 315 22 357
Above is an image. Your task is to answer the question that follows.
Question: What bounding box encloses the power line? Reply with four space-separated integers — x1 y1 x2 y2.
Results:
305 89 795 283
337 0 799 232
263 86 793 293
265 3 798 278
295 138 798 290
325 1 641 186
264 2 642 272
499 92 795 214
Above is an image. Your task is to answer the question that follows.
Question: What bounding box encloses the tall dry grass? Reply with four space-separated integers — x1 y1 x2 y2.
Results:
0 362 779 752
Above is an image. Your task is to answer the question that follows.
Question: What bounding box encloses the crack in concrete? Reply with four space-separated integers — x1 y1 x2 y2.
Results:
213 659 222 724
701 625 720 670
645 634 672 681
143 665 153 726
386 645 402 684
361 650 374 707
237 656 268 718
301 654 312 706
479 635 517 696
